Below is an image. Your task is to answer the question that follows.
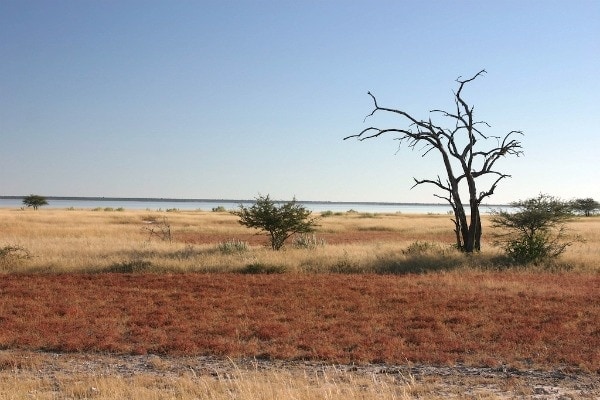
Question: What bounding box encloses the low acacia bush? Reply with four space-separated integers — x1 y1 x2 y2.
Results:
491 194 579 265
233 195 318 250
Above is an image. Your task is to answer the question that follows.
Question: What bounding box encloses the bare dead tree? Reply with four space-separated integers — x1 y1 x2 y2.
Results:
344 70 523 252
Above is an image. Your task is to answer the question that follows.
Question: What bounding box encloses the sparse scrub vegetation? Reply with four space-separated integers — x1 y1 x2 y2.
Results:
292 233 325 249
217 238 249 254
142 216 172 243
107 259 153 273
0 208 597 274
239 262 286 274
0 244 31 270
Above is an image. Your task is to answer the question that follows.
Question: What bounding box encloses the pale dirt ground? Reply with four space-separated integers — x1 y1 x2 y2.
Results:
2 351 598 399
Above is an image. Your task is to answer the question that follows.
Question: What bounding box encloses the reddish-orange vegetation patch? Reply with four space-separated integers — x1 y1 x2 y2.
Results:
0 273 598 371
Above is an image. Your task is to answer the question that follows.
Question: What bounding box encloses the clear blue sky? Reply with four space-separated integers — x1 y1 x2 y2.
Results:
1 1 598 203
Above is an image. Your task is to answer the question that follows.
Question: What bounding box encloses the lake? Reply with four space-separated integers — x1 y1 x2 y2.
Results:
0 197 508 214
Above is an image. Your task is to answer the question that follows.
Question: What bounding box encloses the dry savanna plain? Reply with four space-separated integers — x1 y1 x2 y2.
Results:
0 207 598 399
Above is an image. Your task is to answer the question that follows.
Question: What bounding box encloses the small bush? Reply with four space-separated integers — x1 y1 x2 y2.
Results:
233 195 318 251
0 245 31 270
357 226 395 232
292 233 325 249
106 259 153 273
402 241 440 256
358 212 379 218
217 239 249 254
491 194 578 265
170 245 198 260
331 252 362 273
332 259 362 273
212 206 227 212
116 207 125 212
239 262 286 274
320 210 334 217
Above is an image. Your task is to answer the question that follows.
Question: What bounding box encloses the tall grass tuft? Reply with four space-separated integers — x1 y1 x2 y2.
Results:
292 233 325 249
218 239 249 254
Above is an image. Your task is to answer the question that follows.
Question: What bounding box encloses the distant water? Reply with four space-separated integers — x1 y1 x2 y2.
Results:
0 197 506 214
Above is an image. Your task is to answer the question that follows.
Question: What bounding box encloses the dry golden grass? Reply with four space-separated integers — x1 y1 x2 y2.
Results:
2 351 594 399
1 208 598 273
0 353 423 400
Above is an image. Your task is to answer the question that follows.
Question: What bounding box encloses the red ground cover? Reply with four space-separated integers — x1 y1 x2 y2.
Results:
0 272 598 370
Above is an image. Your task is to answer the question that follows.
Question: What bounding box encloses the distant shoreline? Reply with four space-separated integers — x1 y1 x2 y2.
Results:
0 195 506 207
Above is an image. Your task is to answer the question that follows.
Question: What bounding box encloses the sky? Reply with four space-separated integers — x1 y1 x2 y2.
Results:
1 1 599 204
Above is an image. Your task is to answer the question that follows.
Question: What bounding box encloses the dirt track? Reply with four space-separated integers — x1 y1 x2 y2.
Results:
2 351 598 399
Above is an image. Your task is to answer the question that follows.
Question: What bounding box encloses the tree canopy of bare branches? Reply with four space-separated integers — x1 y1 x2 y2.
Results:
345 70 523 252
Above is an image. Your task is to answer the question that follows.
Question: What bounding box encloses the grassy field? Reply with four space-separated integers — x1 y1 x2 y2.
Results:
0 208 599 398
1 207 599 274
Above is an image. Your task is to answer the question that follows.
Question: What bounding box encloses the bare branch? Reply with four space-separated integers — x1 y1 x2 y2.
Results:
477 173 511 203
411 176 450 192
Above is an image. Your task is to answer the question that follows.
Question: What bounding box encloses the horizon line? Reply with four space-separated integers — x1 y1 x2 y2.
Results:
0 195 508 207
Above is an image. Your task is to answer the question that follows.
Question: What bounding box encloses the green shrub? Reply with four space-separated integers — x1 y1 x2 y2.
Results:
491 194 578 265
212 206 227 212
505 233 553 265
233 195 318 250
